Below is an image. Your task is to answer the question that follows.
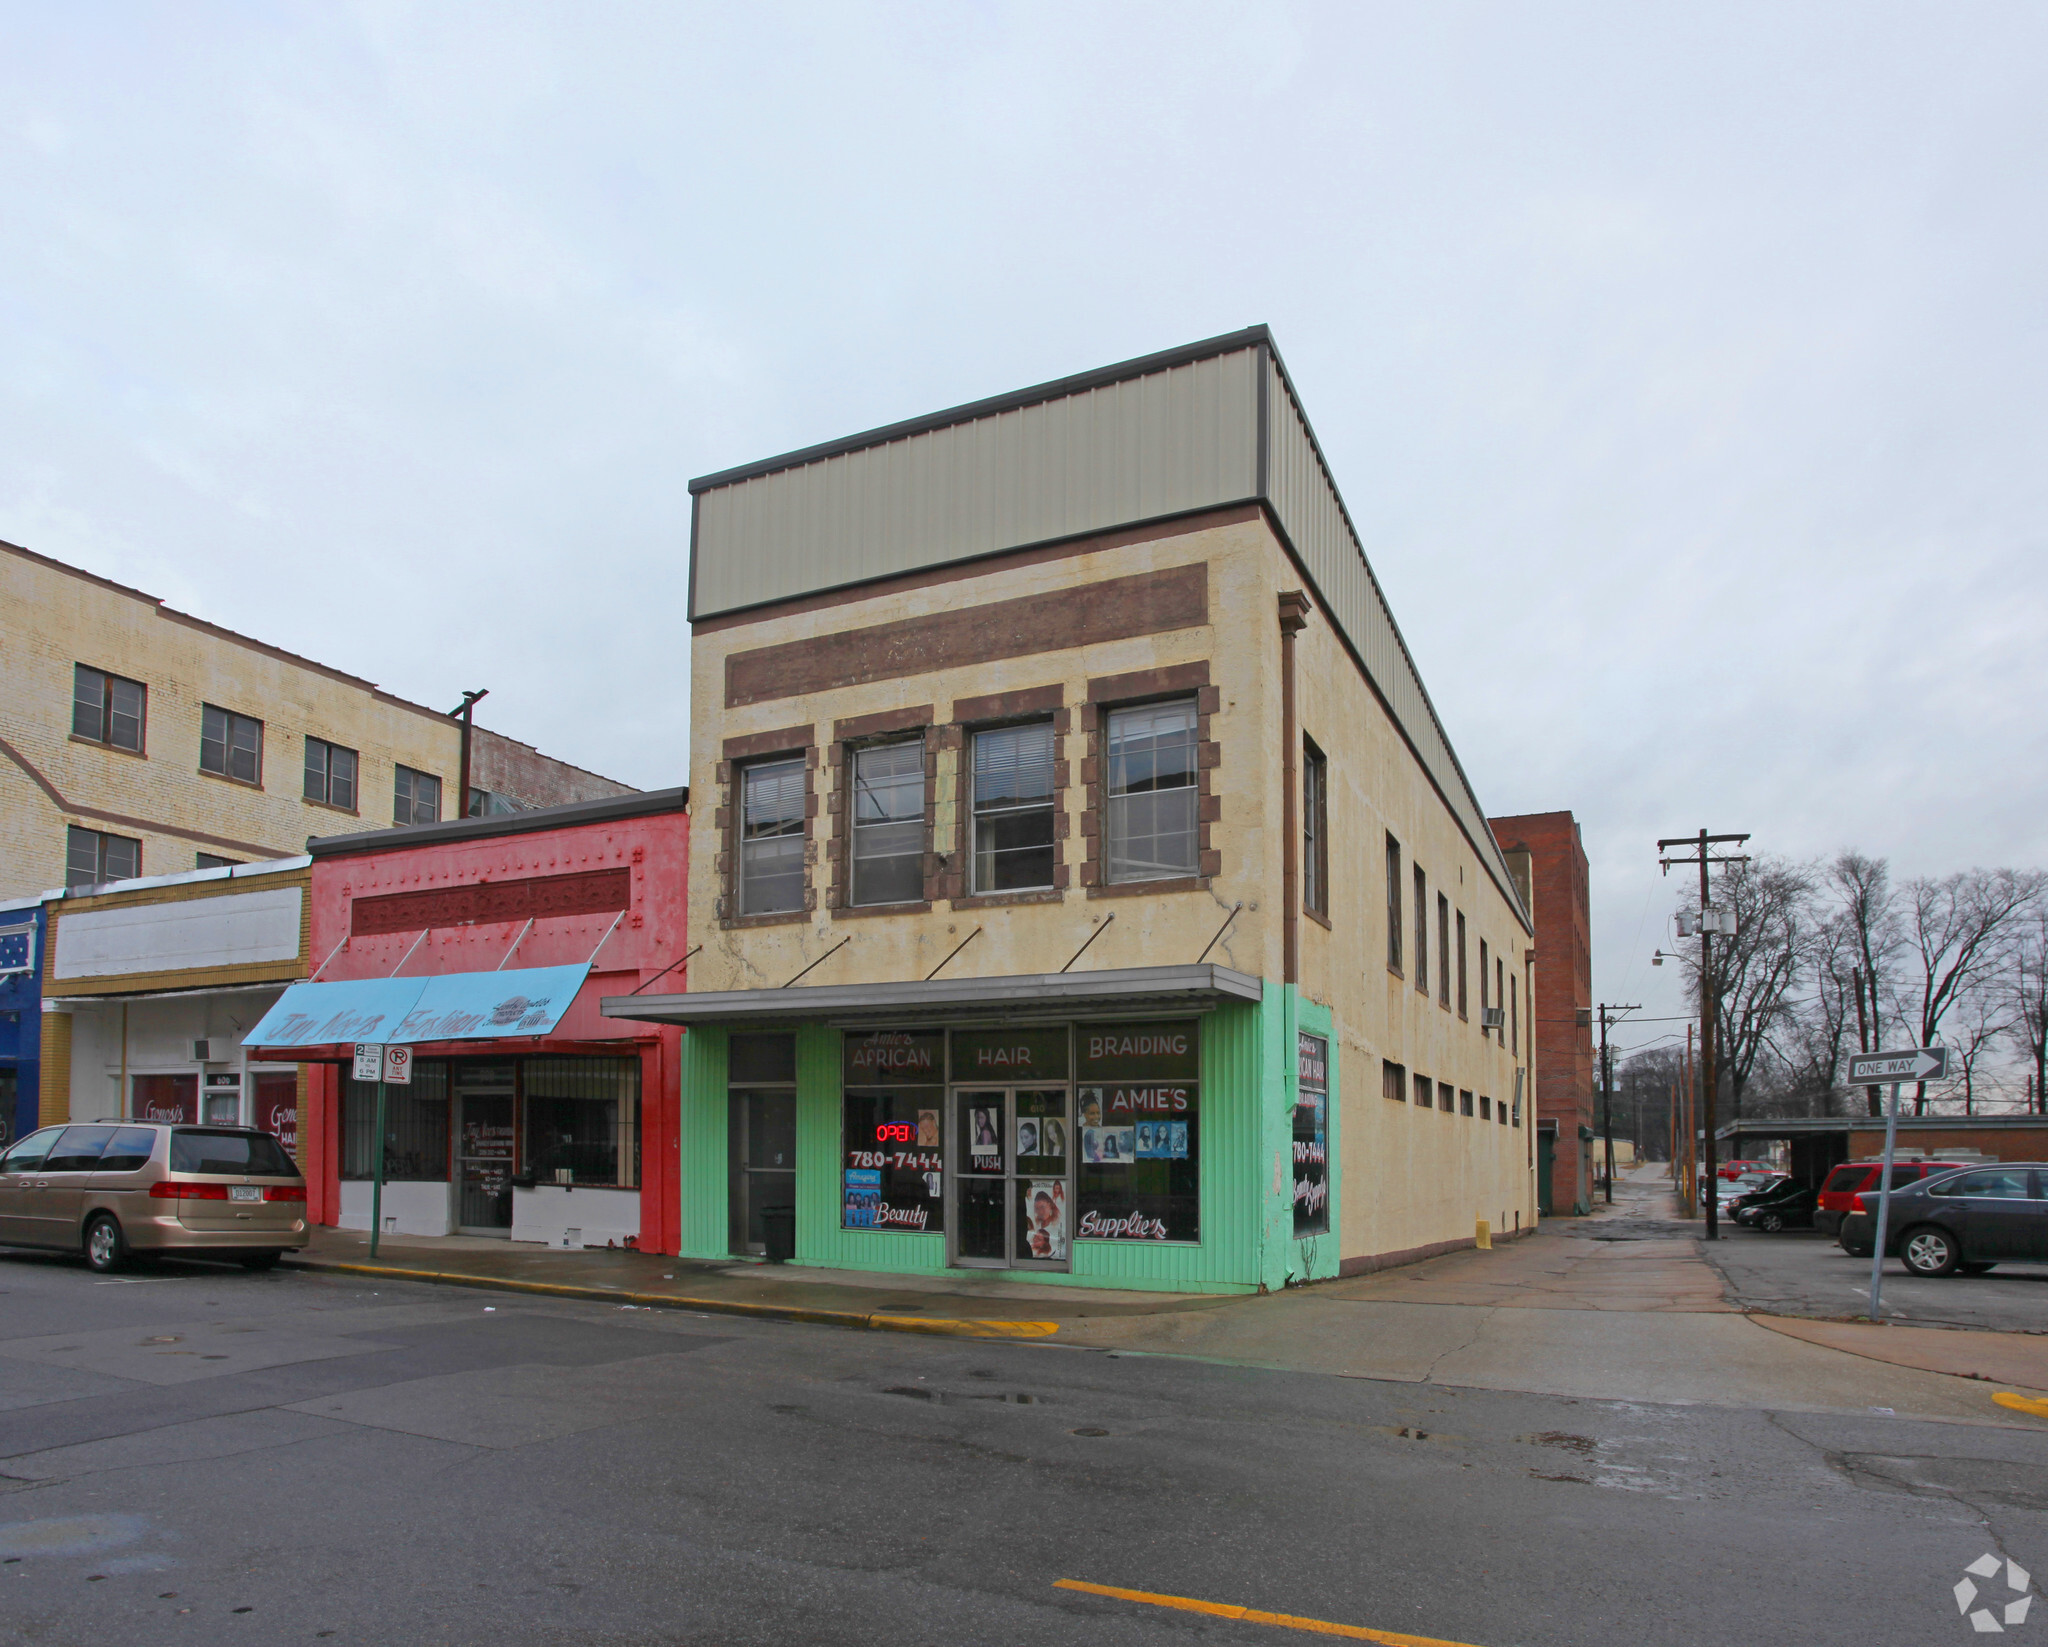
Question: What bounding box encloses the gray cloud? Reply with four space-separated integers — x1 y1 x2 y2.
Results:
4 2 2043 1029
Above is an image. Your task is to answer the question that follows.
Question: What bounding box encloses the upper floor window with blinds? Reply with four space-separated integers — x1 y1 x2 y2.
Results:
1106 701 1197 884
72 665 145 753
741 758 806 913
850 741 925 906
1302 740 1328 917
200 704 262 785
971 722 1056 893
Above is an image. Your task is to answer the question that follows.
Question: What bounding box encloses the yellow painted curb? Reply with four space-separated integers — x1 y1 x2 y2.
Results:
1055 1579 1487 1645
287 1259 1058 1340
1994 1391 2048 1419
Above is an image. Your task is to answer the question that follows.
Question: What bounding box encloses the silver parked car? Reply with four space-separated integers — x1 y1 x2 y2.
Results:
0 1122 308 1273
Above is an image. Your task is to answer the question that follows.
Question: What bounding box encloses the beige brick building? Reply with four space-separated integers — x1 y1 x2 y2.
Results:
1 539 633 903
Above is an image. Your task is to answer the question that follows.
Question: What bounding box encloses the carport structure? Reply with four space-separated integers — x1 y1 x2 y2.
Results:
1717 1114 2048 1186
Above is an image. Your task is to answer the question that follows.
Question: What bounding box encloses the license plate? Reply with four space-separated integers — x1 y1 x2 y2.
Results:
230 1185 262 1202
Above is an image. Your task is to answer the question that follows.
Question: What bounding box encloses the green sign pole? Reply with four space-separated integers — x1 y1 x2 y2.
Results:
369 1056 389 1260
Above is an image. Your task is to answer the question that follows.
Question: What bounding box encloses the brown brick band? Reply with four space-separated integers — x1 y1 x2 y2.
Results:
724 562 1209 709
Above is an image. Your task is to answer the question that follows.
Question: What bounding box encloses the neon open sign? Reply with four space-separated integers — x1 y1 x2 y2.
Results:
875 1123 915 1142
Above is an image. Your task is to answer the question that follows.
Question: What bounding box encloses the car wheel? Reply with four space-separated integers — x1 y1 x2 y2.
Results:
1900 1226 1960 1277
238 1251 281 1272
1757 1212 1786 1234
83 1214 127 1275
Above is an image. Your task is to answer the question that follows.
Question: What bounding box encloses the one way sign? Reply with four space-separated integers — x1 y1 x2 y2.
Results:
1848 1046 1948 1084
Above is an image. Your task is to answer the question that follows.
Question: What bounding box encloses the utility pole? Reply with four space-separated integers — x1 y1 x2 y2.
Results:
449 689 489 819
1658 830 1751 1240
1597 1003 1641 1203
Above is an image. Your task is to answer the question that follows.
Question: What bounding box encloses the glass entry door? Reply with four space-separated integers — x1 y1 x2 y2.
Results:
729 1091 796 1255
455 1089 515 1232
950 1087 1070 1271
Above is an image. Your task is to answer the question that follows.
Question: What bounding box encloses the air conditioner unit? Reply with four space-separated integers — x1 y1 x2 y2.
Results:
191 1038 222 1062
1482 1007 1505 1029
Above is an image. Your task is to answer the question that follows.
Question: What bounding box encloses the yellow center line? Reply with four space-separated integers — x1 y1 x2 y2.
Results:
1053 1579 1489 1647
1995 1391 2048 1418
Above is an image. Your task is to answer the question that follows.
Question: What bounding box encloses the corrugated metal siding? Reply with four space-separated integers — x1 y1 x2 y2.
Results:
693 350 1258 618
676 1025 730 1259
1260 352 1527 923
1070 993 1267 1292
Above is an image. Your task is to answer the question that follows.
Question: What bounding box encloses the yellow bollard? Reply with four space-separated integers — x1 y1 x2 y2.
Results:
1475 1218 1492 1251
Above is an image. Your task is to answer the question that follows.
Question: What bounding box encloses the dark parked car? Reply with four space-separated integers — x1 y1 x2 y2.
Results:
1836 1163 2048 1276
1733 1179 1819 1232
1814 1158 1969 1238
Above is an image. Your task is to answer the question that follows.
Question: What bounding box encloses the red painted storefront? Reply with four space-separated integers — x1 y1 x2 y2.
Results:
256 789 688 1255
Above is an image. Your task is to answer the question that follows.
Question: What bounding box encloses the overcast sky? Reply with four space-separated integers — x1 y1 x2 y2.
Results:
5 2 2044 1032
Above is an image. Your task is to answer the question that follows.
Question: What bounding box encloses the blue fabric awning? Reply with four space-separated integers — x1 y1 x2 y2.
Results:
244 964 590 1048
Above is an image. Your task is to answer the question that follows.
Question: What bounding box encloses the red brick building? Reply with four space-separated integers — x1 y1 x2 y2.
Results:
1489 811 1593 1216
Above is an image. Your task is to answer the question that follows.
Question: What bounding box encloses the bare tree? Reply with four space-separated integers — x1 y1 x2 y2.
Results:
1936 979 2012 1115
1828 852 1901 1116
2007 908 2048 1114
1773 907 1856 1116
1897 868 2046 1112
1680 856 1813 1123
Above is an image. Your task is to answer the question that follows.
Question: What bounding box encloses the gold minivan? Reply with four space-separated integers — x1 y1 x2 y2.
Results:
0 1122 308 1273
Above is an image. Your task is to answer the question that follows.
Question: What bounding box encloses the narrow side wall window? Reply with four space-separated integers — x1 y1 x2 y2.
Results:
1436 894 1451 1008
1413 866 1428 995
1511 971 1519 1057
1385 835 1403 973
1301 739 1328 918
1480 938 1491 1037
740 757 808 913
1456 911 1469 1019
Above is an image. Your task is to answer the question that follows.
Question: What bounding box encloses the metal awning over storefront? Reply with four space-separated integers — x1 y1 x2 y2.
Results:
243 963 592 1050
602 962 1264 1029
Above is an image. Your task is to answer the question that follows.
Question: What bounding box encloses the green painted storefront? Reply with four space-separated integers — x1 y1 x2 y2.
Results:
651 977 1336 1295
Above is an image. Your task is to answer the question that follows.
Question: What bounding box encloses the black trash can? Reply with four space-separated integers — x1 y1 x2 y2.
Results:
760 1207 796 1264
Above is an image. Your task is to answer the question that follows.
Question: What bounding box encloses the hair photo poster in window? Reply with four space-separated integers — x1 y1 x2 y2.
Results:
841 1031 946 1232
1294 1032 1330 1236
1075 1021 1199 1242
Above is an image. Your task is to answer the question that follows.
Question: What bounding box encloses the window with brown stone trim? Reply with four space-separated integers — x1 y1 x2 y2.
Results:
716 726 817 926
849 740 928 906
1080 663 1218 898
740 757 808 914
970 722 1058 894
1105 700 1199 885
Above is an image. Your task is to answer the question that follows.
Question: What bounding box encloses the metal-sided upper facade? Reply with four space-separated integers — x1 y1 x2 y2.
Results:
688 327 1528 928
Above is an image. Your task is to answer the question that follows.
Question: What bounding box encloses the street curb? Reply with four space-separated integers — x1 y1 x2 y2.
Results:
282 1257 1061 1340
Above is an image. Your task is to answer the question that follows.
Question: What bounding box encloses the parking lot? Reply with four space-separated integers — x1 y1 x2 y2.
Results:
1704 1222 2048 1332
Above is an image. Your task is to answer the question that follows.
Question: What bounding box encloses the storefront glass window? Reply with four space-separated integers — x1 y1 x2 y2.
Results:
1294 1033 1329 1236
842 1030 946 1233
132 1072 197 1124
341 1061 450 1180
521 1056 639 1188
1074 1021 1199 1243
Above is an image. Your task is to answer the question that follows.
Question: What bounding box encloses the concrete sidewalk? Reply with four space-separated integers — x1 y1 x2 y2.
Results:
289 1226 1231 1335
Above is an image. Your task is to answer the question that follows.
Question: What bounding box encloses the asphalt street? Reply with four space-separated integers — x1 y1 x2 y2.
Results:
5 1250 2048 1645
1703 1223 2048 1332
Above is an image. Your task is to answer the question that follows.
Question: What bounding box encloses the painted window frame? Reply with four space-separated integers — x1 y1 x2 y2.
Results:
200 703 263 787
739 755 809 915
72 664 146 754
304 736 359 812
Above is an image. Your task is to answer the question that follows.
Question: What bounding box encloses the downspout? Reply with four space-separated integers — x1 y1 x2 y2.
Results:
1277 591 1311 985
